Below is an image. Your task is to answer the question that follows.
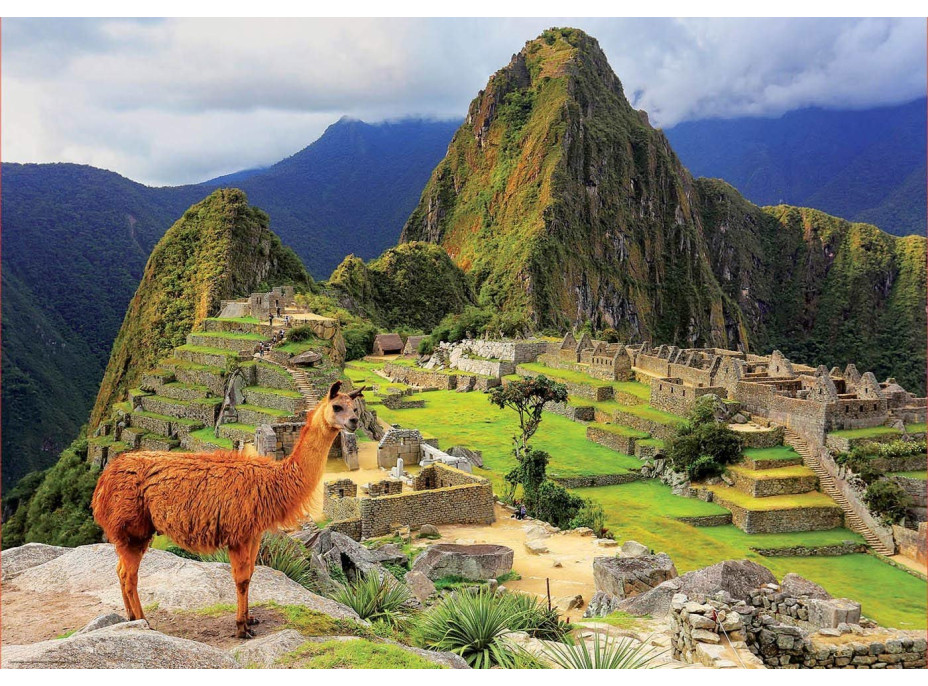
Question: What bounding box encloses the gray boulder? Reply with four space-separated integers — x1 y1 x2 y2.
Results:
618 559 777 617
306 529 394 582
620 540 650 558
583 590 624 618
593 553 677 599
231 629 307 668
1 542 70 581
404 570 437 604
418 524 440 537
75 613 127 635
780 573 832 600
1 621 240 669
411 543 513 581
9 543 359 621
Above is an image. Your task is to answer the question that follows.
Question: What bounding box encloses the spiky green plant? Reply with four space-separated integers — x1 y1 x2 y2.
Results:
192 531 312 589
542 632 663 669
500 591 571 641
333 572 412 626
414 589 533 668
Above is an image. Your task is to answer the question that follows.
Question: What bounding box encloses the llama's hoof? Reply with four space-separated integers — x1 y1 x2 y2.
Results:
247 616 260 625
235 624 256 639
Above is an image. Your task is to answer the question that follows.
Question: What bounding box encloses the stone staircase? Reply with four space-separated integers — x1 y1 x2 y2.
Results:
289 368 320 415
783 428 894 555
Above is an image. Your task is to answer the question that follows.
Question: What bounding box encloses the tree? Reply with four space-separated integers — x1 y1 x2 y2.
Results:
666 395 742 480
489 375 567 460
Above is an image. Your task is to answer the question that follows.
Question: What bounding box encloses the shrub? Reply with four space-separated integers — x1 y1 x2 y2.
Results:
414 588 526 668
531 481 584 530
541 632 662 669
666 398 742 481
863 479 912 525
342 321 378 361
568 499 610 538
417 337 434 355
286 325 316 343
334 572 412 626
500 592 571 641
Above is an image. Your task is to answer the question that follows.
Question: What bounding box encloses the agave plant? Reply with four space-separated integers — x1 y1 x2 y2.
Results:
542 631 663 669
333 571 412 626
415 588 537 669
195 531 313 588
498 591 571 641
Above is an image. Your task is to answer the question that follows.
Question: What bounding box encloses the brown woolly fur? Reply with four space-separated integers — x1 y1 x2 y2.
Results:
92 381 365 638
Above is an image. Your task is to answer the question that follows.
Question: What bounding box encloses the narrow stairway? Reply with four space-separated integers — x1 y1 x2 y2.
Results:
288 368 320 415
782 428 894 555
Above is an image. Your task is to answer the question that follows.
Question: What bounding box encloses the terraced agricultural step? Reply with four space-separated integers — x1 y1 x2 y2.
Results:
138 432 181 452
234 404 294 426
175 345 242 368
119 426 146 450
162 359 227 395
707 485 844 534
202 317 266 335
187 427 235 452
217 422 257 444
783 428 895 555
586 423 649 455
140 370 176 390
138 395 221 426
728 464 819 497
241 386 303 414
187 331 266 353
129 410 205 438
157 381 214 402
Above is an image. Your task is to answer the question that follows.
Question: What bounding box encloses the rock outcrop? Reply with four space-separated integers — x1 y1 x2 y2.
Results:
411 543 513 581
592 553 678 599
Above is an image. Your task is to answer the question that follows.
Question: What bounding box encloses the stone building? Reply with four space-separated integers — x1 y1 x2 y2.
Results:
372 333 403 356
402 335 425 356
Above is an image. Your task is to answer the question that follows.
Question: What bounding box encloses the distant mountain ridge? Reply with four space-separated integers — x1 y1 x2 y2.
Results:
665 98 927 236
1 117 459 486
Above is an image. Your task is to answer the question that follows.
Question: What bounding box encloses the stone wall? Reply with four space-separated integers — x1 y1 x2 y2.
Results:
383 363 457 390
377 428 423 468
452 357 515 378
516 365 613 401
634 353 670 378
545 401 595 422
586 425 641 455
749 541 867 557
649 378 727 416
368 479 403 497
382 394 426 410
893 522 927 565
360 464 495 538
671 590 927 669
328 517 362 540
456 339 548 364
712 496 844 534
734 425 784 450
609 410 680 441
729 470 819 498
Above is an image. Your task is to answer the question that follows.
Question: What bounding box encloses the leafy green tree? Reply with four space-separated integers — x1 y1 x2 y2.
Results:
863 479 912 525
666 396 743 480
489 376 567 460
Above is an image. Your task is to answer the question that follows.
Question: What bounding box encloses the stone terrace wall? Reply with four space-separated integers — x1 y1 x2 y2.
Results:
383 363 457 390
734 425 784 449
360 464 495 538
634 353 671 378
714 497 843 534
453 357 515 378
893 523 927 565
515 365 614 401
457 339 548 363
650 378 727 416
545 401 595 422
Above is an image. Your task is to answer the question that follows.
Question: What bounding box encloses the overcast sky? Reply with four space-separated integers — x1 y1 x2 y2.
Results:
3 17 925 186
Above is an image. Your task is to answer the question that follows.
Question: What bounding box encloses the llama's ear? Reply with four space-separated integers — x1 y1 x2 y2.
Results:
328 381 342 400
348 386 366 399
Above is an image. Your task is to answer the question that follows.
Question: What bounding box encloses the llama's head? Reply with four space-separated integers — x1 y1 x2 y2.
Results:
320 381 365 432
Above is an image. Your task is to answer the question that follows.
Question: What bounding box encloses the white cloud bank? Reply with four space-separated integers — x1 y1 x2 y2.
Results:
2 17 924 185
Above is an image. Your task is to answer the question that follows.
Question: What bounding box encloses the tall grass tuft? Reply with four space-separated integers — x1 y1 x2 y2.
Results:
333 572 412 626
542 632 663 669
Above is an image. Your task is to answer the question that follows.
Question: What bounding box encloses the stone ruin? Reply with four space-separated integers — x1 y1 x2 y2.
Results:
376 428 473 472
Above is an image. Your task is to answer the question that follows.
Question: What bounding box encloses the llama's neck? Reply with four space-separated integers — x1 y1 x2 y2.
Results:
285 408 338 486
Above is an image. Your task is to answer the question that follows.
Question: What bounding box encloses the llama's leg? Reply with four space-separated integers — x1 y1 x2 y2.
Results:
229 542 258 638
115 542 147 621
246 536 261 625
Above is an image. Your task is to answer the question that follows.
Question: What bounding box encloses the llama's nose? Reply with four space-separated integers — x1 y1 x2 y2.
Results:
347 417 359 431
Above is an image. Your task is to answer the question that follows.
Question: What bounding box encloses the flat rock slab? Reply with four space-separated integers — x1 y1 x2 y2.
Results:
593 553 677 599
8 543 358 620
412 543 513 581
230 629 306 667
781 573 832 600
1 543 70 581
2 621 241 669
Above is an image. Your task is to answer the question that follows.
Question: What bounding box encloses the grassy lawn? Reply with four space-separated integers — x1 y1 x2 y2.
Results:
278 340 325 355
207 316 260 325
589 423 650 438
188 428 234 449
829 426 901 439
195 330 265 341
728 464 816 480
707 485 839 511
245 385 303 398
612 402 686 425
889 471 927 480
517 362 651 401
905 422 927 434
743 446 801 462
278 639 442 669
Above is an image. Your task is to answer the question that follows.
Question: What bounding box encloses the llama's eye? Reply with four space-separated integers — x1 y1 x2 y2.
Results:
332 405 343 413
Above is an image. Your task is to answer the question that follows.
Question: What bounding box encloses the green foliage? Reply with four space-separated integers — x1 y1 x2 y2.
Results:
285 324 316 343
414 588 562 668
863 479 912 525
342 321 378 361
1 437 102 548
541 632 662 669
333 572 413 626
568 499 610 538
428 306 494 347
531 480 585 530
666 398 743 481
278 638 442 669
489 375 568 457
328 242 474 331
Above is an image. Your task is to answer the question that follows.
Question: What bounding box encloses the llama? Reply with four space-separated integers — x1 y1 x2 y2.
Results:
92 380 364 638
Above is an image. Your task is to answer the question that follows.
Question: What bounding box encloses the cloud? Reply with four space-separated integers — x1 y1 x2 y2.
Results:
2 17 924 186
